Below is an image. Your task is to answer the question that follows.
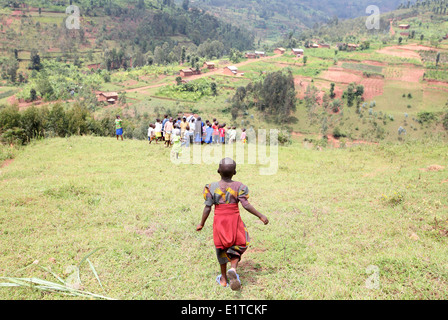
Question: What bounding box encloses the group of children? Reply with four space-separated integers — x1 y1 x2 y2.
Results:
147 115 248 148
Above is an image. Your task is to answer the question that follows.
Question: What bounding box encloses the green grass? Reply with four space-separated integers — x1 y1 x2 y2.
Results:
1 136 448 299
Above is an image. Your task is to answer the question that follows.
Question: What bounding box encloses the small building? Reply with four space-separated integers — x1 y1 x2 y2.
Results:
399 24 410 29
311 43 319 49
347 44 359 51
245 52 257 59
87 63 101 70
180 68 194 77
255 51 266 57
98 92 118 104
400 32 410 37
292 48 304 55
180 68 200 77
203 62 215 70
274 48 286 54
224 66 238 76
319 43 331 48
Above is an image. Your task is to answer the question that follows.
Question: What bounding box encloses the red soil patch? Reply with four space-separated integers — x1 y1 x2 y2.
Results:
320 68 362 84
362 60 388 67
0 158 14 168
424 79 448 86
360 78 384 100
319 68 385 100
399 44 435 51
419 165 445 172
376 46 421 60
385 67 425 83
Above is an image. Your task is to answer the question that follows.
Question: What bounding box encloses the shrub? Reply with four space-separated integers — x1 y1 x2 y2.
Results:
443 113 448 130
333 127 347 138
416 111 437 124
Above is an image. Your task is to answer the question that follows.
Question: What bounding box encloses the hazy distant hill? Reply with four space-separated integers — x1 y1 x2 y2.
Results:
299 0 408 19
189 0 408 25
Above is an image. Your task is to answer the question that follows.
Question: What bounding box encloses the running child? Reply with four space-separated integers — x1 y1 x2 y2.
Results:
196 158 269 290
240 128 247 144
115 116 123 141
228 126 237 144
219 124 226 144
148 123 155 144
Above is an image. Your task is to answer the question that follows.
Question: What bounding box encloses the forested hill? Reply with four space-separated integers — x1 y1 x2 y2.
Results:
186 0 410 25
0 0 255 54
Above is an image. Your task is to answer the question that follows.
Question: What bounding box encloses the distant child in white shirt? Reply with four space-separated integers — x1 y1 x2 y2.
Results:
155 119 163 143
228 127 237 144
148 124 156 144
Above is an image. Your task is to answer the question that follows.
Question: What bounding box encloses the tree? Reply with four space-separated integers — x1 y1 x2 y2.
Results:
182 0 189 11
436 52 441 68
30 89 37 102
210 82 218 96
29 50 42 71
330 83 336 99
303 56 308 65
137 0 145 10
2 58 19 83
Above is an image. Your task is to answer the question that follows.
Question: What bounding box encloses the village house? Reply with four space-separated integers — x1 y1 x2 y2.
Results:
97 92 118 104
202 62 215 70
224 66 238 76
87 63 101 70
180 68 200 77
255 51 266 57
245 52 257 59
310 43 320 49
274 48 286 54
399 24 410 29
291 48 304 56
347 44 359 51
318 43 331 48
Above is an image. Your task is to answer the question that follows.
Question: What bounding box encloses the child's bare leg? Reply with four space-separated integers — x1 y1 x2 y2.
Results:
227 256 241 290
219 263 228 286
230 257 239 271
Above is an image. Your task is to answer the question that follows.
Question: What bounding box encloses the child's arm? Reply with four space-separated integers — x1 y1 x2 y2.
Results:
242 202 269 225
196 205 212 231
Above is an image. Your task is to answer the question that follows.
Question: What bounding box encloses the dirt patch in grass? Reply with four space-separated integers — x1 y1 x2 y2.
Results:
376 46 422 60
326 135 379 148
419 165 445 172
385 67 425 82
360 77 385 100
1 158 14 168
320 68 363 84
362 60 388 67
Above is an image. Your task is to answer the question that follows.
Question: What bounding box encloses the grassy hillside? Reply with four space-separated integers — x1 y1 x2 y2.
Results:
1 136 448 299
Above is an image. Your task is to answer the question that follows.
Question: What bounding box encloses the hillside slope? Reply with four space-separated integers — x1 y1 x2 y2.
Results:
1 136 448 299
